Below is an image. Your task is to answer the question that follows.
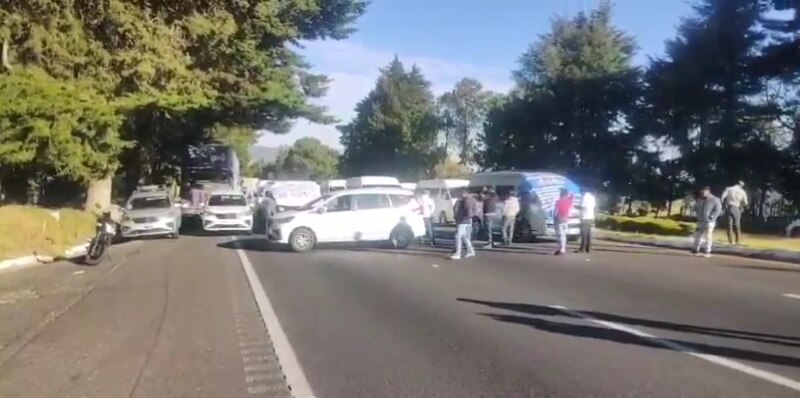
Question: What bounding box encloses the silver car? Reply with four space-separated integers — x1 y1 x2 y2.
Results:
120 190 182 239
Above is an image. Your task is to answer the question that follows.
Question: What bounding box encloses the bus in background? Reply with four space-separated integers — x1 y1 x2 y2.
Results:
180 144 241 226
345 176 401 189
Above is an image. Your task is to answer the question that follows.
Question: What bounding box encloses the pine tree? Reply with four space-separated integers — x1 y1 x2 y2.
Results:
339 57 442 179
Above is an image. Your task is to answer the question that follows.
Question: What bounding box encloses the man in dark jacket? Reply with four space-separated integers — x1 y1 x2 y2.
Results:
693 186 722 257
451 191 477 260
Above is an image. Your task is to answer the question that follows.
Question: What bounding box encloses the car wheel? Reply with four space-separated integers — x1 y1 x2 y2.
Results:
390 224 414 249
438 212 447 225
289 227 316 253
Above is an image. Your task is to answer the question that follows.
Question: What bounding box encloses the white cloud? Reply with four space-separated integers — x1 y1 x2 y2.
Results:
257 41 514 150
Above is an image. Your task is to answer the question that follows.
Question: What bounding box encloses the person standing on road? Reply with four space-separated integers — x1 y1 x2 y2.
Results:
553 188 574 256
262 192 278 231
450 191 477 260
721 180 748 245
693 186 722 258
482 188 499 247
501 190 520 246
418 190 436 245
576 188 596 253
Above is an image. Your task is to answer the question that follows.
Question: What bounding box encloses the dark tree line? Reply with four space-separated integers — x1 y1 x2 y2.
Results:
338 0 798 219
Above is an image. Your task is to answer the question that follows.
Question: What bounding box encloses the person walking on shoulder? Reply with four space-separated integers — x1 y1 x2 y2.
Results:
553 188 574 256
721 180 748 245
450 191 477 260
576 188 596 253
693 186 722 258
418 190 436 245
501 191 520 246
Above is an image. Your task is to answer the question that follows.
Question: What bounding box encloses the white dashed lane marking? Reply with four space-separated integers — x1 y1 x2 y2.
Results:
782 293 800 300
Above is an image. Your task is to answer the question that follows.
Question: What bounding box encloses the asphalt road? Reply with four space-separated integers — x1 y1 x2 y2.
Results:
1 232 799 397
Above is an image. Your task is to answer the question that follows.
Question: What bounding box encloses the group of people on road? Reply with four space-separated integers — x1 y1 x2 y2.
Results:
417 185 597 260
692 181 749 257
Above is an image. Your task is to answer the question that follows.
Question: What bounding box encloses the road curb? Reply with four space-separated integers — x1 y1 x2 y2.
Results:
0 243 88 273
597 233 800 265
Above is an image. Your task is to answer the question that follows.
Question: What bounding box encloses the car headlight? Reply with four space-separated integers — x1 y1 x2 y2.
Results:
276 206 286 212
273 216 294 224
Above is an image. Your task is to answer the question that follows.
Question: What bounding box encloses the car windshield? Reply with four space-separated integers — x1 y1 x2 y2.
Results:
208 194 247 207
299 195 332 210
129 196 170 210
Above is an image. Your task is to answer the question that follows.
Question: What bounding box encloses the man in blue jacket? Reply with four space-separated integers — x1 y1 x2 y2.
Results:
693 186 722 258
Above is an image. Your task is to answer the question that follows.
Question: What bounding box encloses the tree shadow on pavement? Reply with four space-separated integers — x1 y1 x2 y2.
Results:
480 312 800 368
458 298 800 359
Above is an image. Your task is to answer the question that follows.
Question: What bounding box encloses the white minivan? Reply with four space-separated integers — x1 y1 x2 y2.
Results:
267 187 426 252
468 171 582 240
416 179 470 224
345 176 401 189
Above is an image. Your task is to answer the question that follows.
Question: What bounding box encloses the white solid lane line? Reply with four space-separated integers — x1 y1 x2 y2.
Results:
234 238 317 398
549 305 800 393
782 293 800 300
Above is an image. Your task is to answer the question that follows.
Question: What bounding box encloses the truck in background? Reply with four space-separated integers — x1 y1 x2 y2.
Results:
180 144 241 228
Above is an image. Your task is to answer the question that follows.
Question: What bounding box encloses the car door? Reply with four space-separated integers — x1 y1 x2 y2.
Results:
314 194 357 242
352 193 393 240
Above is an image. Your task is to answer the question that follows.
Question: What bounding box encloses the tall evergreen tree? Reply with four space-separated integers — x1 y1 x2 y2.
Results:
339 58 442 179
437 78 493 165
480 1 639 190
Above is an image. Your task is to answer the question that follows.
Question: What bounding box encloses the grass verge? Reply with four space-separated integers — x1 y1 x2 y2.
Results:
598 229 800 253
0 205 96 261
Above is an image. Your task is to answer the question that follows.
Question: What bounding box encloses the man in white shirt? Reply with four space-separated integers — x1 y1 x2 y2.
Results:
721 180 748 245
576 188 596 253
418 190 437 245
501 190 520 246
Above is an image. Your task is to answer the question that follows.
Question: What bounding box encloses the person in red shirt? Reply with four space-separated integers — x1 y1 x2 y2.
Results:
554 188 574 255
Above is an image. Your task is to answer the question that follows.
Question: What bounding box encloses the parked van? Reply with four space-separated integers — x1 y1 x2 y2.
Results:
262 180 322 213
416 179 470 224
345 176 401 189
468 171 581 240
321 179 347 194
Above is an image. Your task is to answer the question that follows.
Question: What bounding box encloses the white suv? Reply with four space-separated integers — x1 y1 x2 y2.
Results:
267 187 426 252
201 191 254 232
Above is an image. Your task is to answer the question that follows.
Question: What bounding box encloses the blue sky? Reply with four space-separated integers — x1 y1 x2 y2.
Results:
260 0 696 149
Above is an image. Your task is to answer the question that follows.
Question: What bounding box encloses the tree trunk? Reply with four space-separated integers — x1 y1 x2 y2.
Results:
84 175 113 213
667 200 673 217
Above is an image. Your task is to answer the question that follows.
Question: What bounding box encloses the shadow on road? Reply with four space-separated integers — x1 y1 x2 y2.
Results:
722 264 800 273
458 298 800 368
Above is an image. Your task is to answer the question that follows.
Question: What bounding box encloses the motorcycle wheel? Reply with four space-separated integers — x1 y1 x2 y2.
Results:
83 238 105 265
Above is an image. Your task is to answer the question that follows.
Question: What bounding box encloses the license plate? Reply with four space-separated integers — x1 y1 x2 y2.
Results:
142 224 155 229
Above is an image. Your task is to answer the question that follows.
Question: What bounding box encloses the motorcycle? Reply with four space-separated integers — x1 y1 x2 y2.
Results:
84 217 117 265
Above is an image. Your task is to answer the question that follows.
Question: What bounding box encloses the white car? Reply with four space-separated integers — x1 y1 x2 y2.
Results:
267 187 427 252
201 191 254 232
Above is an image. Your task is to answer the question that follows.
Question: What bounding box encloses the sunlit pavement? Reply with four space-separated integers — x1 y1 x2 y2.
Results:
2 233 800 397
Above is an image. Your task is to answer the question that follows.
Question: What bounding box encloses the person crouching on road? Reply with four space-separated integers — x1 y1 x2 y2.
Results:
501 190 520 246
450 191 477 260
418 190 436 245
721 180 748 245
693 186 722 258
576 188 596 253
554 188 574 256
